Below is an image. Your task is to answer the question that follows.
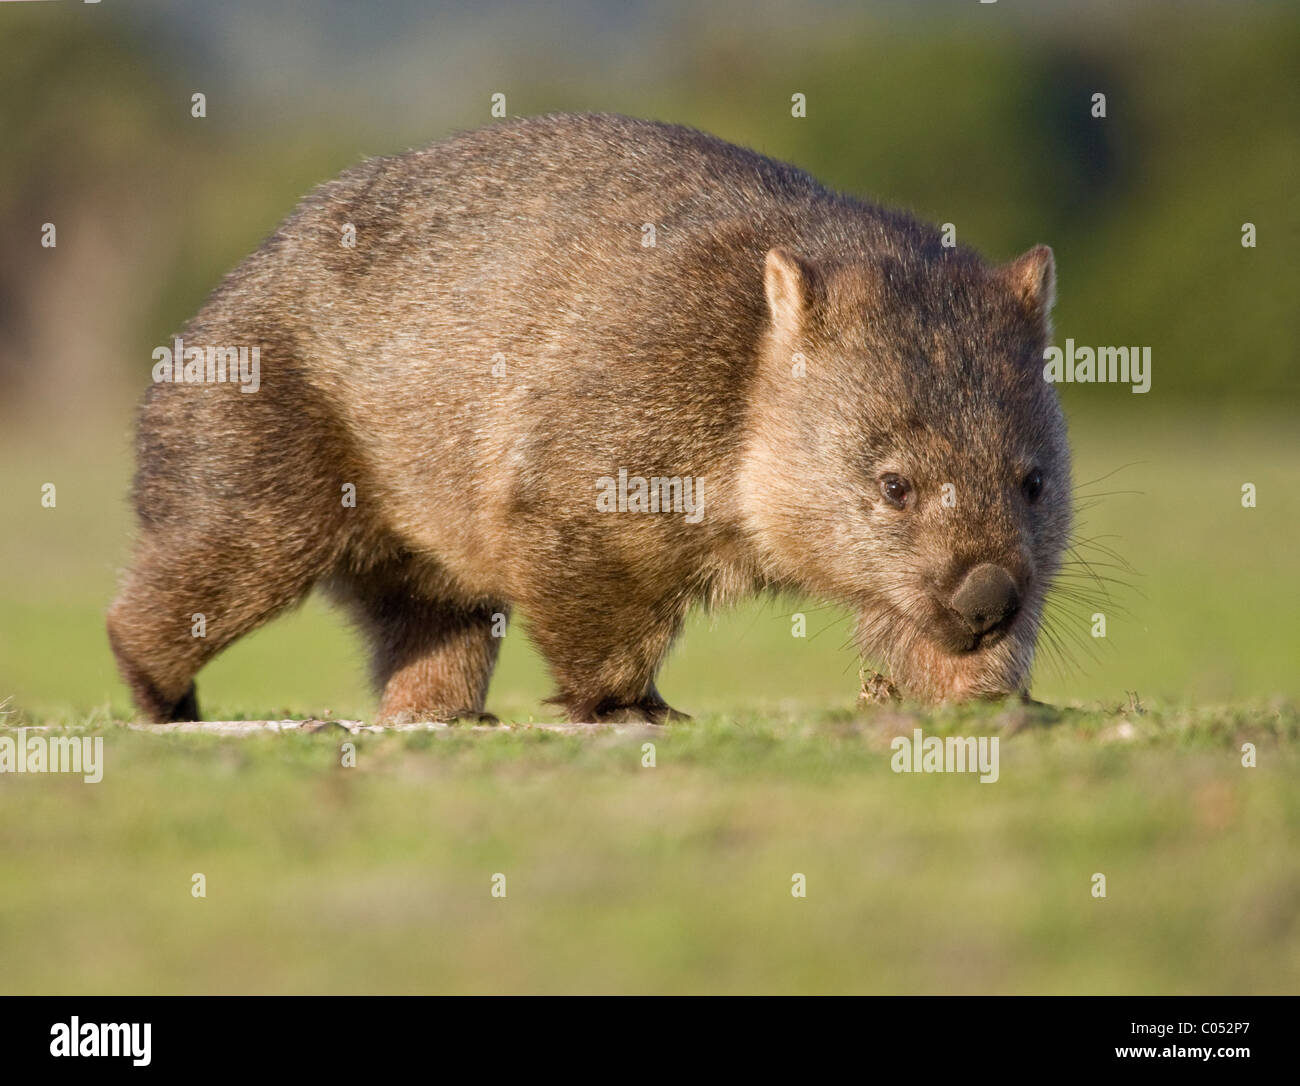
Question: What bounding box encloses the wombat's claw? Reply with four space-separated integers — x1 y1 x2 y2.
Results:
378 708 499 726
448 710 500 726
858 668 901 705
590 702 690 725
298 719 353 734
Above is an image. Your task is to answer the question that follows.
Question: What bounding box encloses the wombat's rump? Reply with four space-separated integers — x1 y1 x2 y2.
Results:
108 113 1070 723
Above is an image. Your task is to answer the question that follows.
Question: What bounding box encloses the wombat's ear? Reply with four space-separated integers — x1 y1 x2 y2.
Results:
1000 245 1056 322
764 247 821 334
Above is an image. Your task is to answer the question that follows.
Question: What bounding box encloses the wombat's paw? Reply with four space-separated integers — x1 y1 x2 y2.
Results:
454 711 501 726
575 698 691 725
377 708 499 726
168 685 201 722
857 669 901 706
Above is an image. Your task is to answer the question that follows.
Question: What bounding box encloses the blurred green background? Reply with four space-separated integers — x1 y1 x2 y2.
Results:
1 0 1295 717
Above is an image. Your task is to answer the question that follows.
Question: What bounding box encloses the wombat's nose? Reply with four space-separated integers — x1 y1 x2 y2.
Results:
951 563 1020 637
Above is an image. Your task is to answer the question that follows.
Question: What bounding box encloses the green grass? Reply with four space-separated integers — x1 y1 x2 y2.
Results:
1 407 1297 992
0 701 1296 994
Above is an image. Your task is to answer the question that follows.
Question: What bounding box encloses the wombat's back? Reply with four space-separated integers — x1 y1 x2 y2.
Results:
152 120 837 568
145 114 956 600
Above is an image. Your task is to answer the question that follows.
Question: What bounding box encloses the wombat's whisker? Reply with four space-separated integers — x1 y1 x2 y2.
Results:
1047 587 1135 622
1033 622 1075 679
1066 571 1140 596
1066 535 1139 571
1073 489 1145 503
1035 633 1083 682
1055 570 1142 603
1068 527 1135 555
1071 461 1146 492
1053 566 1134 593
1063 553 1137 579
1036 610 1099 674
1060 546 1141 593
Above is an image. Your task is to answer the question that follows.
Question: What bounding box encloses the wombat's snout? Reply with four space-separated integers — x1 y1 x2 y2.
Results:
950 563 1021 644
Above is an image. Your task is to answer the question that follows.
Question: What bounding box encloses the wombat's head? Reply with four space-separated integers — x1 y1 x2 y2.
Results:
741 242 1070 701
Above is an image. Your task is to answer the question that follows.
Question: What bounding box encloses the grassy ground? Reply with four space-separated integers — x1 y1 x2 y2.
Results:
0 702 1296 994
0 405 1297 993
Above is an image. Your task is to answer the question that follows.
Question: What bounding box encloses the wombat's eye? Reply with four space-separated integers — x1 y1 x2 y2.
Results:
879 473 912 510
1021 468 1044 503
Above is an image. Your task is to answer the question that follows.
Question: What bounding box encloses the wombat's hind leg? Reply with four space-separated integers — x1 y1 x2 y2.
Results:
335 581 506 724
108 534 318 723
108 570 209 725
107 606 200 723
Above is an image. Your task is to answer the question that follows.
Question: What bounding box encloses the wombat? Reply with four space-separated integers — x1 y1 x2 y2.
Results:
108 113 1071 724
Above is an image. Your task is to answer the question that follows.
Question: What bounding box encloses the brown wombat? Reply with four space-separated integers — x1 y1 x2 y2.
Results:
108 113 1071 724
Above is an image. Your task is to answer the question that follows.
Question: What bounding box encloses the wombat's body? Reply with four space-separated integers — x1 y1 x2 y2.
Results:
109 113 1071 723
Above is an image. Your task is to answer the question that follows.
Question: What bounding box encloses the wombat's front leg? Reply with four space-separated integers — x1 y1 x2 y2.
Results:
363 598 504 724
526 594 689 724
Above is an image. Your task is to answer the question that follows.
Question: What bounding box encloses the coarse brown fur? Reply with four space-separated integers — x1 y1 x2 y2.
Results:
108 113 1071 724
